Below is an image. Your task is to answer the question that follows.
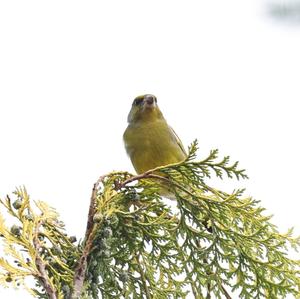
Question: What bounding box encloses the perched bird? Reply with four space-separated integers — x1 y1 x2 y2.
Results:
123 94 187 198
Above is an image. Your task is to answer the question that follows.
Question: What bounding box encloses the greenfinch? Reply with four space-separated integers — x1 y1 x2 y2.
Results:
123 94 187 197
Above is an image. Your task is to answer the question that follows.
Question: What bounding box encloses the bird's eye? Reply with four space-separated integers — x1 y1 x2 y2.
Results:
134 98 143 106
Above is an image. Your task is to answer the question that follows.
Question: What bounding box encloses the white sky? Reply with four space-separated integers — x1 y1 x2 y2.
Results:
1 1 300 298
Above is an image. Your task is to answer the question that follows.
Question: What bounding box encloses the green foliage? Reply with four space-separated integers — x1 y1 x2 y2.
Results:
1 140 300 298
0 188 78 298
86 180 186 298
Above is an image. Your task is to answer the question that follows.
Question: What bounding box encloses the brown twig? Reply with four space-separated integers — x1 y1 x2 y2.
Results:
33 221 57 299
69 175 105 299
221 285 232 299
118 170 196 197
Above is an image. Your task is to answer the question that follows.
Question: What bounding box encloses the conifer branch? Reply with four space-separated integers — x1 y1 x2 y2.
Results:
33 221 57 299
135 253 151 299
70 183 98 298
70 174 113 298
1 140 300 298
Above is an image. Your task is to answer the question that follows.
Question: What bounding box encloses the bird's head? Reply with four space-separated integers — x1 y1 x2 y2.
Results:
127 94 164 124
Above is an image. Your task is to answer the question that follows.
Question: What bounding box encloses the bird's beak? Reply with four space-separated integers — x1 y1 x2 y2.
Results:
143 95 157 109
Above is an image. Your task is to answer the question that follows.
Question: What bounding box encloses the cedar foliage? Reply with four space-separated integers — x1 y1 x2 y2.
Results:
1 140 300 298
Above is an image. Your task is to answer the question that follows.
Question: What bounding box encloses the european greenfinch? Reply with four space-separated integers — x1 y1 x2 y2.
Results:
123 94 187 198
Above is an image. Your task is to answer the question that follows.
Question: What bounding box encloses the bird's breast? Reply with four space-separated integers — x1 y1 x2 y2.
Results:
123 120 186 174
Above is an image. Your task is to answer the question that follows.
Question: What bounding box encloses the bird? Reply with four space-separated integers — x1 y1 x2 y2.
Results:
123 94 187 198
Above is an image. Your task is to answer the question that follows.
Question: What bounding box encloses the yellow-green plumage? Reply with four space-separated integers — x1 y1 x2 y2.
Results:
123 94 187 178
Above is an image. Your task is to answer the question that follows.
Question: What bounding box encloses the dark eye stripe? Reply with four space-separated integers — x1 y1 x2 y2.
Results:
134 98 143 106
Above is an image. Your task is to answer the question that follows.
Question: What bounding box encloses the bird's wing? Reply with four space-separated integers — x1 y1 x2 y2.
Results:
169 126 188 157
